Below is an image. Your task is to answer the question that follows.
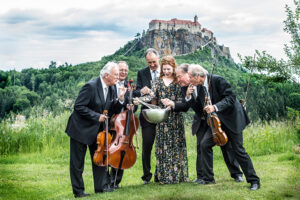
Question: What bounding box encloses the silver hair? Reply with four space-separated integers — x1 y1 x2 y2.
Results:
145 48 160 58
117 61 128 67
188 64 208 77
176 63 189 74
100 61 119 77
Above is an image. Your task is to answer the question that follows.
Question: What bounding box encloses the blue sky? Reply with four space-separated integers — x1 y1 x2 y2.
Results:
0 0 293 71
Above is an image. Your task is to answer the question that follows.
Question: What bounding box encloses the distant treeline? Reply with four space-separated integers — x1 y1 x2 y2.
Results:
0 47 299 122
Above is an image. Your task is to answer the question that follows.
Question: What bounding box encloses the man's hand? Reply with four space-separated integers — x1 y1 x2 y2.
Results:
126 104 135 111
133 97 139 105
119 85 127 101
186 84 194 99
204 105 216 114
141 86 151 95
99 114 107 122
161 98 175 108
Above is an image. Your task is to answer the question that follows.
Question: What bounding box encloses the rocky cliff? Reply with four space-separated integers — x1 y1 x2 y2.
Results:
137 28 231 60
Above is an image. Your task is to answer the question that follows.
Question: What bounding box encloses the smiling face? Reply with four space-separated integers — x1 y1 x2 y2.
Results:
175 69 190 87
105 67 119 86
162 64 174 78
188 70 205 86
118 62 128 81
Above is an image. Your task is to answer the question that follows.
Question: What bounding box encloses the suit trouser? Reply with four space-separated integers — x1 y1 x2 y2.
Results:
196 123 242 179
200 126 260 183
69 138 107 195
141 125 156 181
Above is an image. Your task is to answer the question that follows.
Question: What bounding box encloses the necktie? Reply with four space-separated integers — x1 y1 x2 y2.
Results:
117 82 122 98
152 71 157 82
104 87 108 102
203 86 207 96
193 86 198 100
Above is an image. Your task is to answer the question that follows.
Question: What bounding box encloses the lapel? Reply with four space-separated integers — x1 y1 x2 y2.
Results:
206 74 214 103
198 86 206 107
124 79 128 88
145 67 152 88
103 86 114 111
96 77 105 107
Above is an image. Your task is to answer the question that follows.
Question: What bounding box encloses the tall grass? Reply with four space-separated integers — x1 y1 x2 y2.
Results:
244 121 299 156
0 112 299 157
0 112 69 156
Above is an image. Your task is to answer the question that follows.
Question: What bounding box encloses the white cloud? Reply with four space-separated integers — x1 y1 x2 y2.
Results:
0 0 295 70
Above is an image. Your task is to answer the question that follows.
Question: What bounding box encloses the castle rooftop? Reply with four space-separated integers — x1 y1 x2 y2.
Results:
149 18 201 26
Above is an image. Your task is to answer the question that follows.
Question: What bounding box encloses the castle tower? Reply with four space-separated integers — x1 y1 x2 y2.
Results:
194 15 198 23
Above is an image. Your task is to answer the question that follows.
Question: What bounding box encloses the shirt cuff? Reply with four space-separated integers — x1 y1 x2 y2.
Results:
213 105 218 112
185 96 192 101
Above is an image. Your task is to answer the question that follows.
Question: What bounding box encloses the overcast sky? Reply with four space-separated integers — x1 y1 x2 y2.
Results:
0 0 294 71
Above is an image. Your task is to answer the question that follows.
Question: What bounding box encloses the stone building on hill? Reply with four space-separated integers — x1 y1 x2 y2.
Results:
137 16 231 59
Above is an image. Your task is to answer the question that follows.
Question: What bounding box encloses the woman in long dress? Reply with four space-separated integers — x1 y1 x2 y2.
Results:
153 55 189 184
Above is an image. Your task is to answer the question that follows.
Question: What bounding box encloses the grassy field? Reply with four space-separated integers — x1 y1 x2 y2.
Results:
0 113 300 200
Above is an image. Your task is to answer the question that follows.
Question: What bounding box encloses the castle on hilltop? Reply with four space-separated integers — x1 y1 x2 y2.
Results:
134 16 231 59
148 16 214 39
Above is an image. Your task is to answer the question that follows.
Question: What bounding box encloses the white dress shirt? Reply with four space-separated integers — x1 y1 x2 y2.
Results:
100 77 109 101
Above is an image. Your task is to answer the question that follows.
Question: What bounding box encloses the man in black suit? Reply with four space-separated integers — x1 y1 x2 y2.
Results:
65 62 127 198
109 61 129 189
186 64 260 190
163 63 244 184
135 48 160 184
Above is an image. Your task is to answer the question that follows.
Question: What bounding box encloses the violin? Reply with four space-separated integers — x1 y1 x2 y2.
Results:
205 96 228 146
109 79 139 169
93 110 112 168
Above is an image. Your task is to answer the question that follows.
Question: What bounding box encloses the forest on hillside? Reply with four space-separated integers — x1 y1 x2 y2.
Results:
0 47 299 123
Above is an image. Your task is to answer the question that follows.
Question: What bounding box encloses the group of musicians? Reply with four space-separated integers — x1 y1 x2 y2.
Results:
65 48 260 198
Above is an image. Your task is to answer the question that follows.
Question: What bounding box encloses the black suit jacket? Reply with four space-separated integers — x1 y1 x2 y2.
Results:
65 77 123 145
173 86 204 135
135 66 156 128
191 75 250 134
175 75 250 134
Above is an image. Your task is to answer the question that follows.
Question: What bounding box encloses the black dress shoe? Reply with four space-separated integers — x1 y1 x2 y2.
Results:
195 179 216 185
113 184 120 189
103 186 114 192
74 192 90 198
193 178 202 183
250 182 260 191
234 175 244 182
110 183 120 189
143 180 150 184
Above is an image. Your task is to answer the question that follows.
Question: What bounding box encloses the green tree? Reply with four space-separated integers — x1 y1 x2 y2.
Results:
239 0 300 82
284 0 300 78
13 98 30 112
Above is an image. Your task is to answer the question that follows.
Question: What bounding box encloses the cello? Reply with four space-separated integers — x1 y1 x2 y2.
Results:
109 79 139 170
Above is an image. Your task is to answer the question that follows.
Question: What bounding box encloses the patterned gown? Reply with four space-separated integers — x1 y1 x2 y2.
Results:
154 79 189 184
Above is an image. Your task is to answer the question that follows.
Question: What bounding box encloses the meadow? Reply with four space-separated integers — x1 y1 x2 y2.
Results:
0 112 299 200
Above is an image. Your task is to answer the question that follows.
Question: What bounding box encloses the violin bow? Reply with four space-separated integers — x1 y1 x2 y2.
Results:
103 109 109 171
128 79 139 149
